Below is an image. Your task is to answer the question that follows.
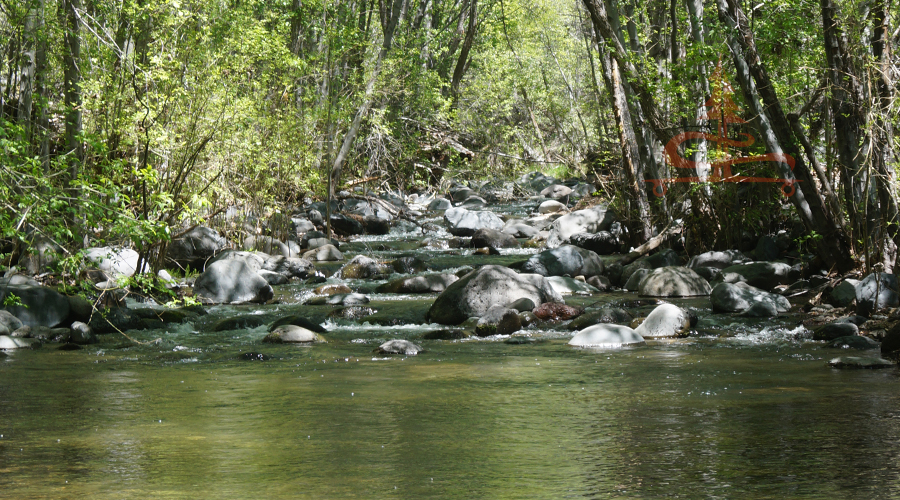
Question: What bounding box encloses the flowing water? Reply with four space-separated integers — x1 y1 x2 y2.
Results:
2 204 900 498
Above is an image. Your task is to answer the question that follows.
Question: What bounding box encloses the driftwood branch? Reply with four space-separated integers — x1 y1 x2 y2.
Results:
617 223 683 266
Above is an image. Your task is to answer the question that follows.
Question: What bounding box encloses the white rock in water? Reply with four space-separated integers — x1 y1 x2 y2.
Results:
633 303 691 339
0 335 38 349
569 324 644 347
263 325 321 343
375 339 424 356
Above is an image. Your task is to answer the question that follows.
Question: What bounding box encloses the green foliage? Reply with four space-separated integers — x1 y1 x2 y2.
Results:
2 293 26 308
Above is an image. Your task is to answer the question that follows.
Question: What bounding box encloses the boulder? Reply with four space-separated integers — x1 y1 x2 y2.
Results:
633 304 691 339
18 235 64 274
518 171 557 193
443 207 504 236
69 321 97 344
84 247 146 277
426 265 563 325
546 276 599 295
569 231 621 255
502 222 540 239
638 266 712 297
546 205 616 248
362 216 391 235
315 284 352 295
375 339 424 356
828 336 879 350
263 325 321 343
471 228 519 249
391 256 429 274
829 280 859 308
193 259 274 304
532 302 583 321
855 272 899 316
475 306 522 336
302 244 344 262
623 269 650 292
540 184 573 200
0 335 39 349
243 235 292 257
0 310 24 336
258 270 290 286
567 307 632 330
812 322 859 341
329 213 365 236
586 275 612 292
568 324 645 347
212 315 269 332
521 245 604 278
269 315 326 333
0 284 71 328
710 282 791 314
376 274 459 294
719 262 795 290
688 250 749 269
538 200 567 214
458 196 487 209
335 255 392 280
740 301 779 317
262 255 314 279
506 297 536 312
427 197 452 211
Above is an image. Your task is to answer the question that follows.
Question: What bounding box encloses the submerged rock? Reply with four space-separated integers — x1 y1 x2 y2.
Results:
567 307 633 330
0 335 39 349
376 274 459 294
533 302 583 321
827 356 894 369
305 293 370 305
263 325 322 343
812 322 859 341
375 339 424 356
335 255 392 280
827 336 879 350
475 306 522 336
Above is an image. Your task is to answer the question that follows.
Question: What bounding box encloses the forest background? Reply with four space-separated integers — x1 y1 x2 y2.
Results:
1 0 898 281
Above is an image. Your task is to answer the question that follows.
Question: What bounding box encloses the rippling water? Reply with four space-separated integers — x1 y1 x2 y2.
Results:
2 328 899 499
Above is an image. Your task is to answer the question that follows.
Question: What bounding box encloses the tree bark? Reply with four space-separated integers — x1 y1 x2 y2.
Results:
449 0 477 106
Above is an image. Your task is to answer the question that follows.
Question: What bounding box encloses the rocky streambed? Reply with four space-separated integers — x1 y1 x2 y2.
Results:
3 174 900 498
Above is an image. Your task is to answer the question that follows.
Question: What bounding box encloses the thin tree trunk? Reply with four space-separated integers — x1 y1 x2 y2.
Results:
327 0 408 239
449 0 477 106
717 0 853 271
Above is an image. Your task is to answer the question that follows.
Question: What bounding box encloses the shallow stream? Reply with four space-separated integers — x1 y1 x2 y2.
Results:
2 201 900 498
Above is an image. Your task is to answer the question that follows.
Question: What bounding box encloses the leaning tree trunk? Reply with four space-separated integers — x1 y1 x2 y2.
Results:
716 0 853 272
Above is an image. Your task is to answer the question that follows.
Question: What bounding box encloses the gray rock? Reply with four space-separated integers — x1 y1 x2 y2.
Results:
521 245 604 278
292 218 316 233
569 231 621 255
302 244 344 262
506 297 536 312
427 197 452 211
546 276 599 295
502 222 540 239
376 274 459 294
335 255 392 280
829 280 859 307
258 270 290 286
0 284 71 328
540 184 573 200
270 315 326 333
193 259 274 304
687 250 749 269
623 269 650 291
330 213 365 236
263 325 321 343
740 301 779 317
567 307 633 330
633 304 691 338
443 207 505 236
375 339 424 356
18 235 64 274
0 310 23 335
475 306 522 336
719 262 795 290
426 265 563 325
538 200 567 214
84 247 146 277
693 266 721 282
855 272 899 316
586 275 612 292
0 335 38 349
243 235 292 257
261 255 314 279
710 282 791 314
69 321 97 344
546 205 616 248
828 336 879 350
827 356 893 368
638 266 712 297
813 322 859 341
568 324 645 347
471 228 519 249
518 171 557 193
458 196 487 209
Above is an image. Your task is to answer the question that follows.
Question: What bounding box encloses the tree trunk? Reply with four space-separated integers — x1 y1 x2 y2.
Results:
449 0 477 106
327 0 409 238
61 0 83 167
717 0 853 272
